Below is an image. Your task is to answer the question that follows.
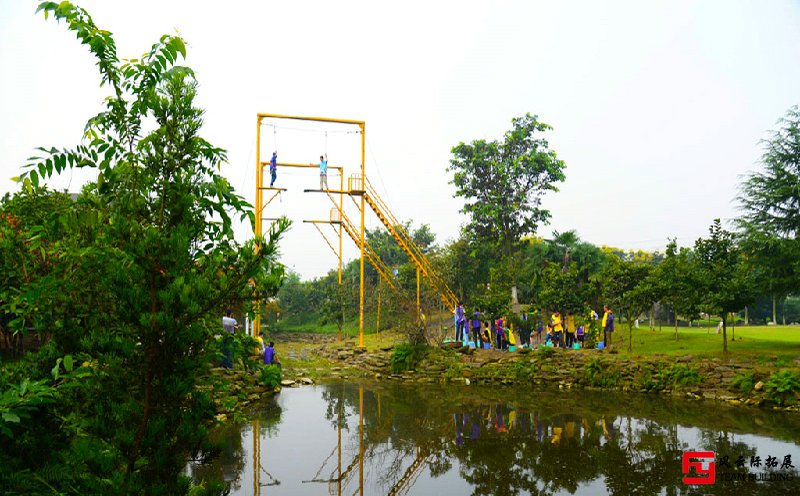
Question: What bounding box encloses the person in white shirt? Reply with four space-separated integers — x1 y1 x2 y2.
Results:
221 309 238 368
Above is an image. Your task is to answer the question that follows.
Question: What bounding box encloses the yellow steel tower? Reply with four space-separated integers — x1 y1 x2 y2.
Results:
254 114 367 347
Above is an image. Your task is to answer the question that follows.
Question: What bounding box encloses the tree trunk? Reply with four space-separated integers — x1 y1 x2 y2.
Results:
675 317 679 341
772 294 777 325
731 312 735 341
744 306 749 325
628 320 633 353
782 298 786 325
722 315 728 353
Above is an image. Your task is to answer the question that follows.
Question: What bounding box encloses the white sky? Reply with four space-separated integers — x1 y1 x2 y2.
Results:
2 0 799 279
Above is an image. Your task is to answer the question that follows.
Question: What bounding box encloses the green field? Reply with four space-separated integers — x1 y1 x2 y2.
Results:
611 324 800 362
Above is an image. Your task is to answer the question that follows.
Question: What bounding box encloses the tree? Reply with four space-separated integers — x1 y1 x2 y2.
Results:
739 105 800 240
656 240 701 340
448 113 566 257
601 256 656 352
738 105 800 307
739 231 798 325
2 2 288 493
694 220 754 354
534 262 592 340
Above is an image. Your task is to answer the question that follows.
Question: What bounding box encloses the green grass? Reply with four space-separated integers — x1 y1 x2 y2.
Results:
615 324 800 360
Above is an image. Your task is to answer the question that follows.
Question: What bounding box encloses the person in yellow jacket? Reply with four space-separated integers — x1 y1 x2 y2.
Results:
551 312 563 348
565 314 576 349
507 321 517 347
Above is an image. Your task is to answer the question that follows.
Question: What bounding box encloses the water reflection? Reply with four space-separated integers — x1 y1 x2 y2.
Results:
189 383 800 495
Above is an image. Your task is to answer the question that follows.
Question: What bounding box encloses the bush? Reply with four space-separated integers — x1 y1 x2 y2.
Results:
539 346 555 359
258 364 282 389
764 370 800 406
390 343 429 373
731 371 756 393
584 358 619 388
656 363 702 388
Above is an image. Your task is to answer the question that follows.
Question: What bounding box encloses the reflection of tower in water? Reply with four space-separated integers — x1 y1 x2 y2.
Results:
289 385 430 496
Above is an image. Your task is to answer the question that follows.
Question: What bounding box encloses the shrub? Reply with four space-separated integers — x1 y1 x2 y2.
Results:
584 358 619 388
390 343 429 373
764 370 800 406
258 364 282 389
731 371 756 394
539 346 555 359
657 363 702 388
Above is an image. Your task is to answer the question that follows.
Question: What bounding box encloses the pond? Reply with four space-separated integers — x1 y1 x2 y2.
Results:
188 382 800 495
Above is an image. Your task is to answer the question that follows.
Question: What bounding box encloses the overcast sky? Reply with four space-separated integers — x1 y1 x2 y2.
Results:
2 0 799 279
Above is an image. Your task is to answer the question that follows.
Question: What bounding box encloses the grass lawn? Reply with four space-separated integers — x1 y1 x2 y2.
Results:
616 324 800 363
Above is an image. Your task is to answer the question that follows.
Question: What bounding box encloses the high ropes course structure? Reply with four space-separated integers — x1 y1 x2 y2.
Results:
253 113 458 347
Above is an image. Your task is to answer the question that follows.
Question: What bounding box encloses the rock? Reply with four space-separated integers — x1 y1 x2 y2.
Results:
465 378 471 385
677 355 694 363
375 373 382 379
754 381 764 391
300 377 314 385
280 379 296 387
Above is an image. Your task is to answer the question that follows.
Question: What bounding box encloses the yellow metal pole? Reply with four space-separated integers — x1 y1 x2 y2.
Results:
376 278 381 335
339 170 343 343
338 398 342 496
339 170 343 286
254 115 262 339
358 123 365 348
416 266 421 324
257 113 365 126
359 385 364 496
253 418 260 495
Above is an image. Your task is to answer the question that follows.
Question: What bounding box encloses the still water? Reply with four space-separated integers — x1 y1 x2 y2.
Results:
188 382 800 495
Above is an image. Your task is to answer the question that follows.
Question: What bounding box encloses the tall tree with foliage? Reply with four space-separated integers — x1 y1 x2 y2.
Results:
656 240 701 340
601 256 657 352
1 3 288 494
737 105 800 323
448 114 566 257
694 220 754 354
739 105 800 240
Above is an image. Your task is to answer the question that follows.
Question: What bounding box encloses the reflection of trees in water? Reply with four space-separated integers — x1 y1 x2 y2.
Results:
189 421 247 493
319 383 800 496
187 400 283 493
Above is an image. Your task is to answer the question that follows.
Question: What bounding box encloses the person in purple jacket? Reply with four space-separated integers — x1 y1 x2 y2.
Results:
455 302 466 341
269 151 278 186
263 341 281 367
471 310 482 347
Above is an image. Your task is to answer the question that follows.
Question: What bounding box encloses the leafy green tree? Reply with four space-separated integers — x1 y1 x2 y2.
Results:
738 105 800 321
448 113 566 257
694 220 754 353
535 262 589 318
601 256 656 352
2 2 288 494
739 105 800 240
656 240 701 340
739 232 798 325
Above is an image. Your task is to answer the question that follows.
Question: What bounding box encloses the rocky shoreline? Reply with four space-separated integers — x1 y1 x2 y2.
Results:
206 335 800 418
301 340 800 413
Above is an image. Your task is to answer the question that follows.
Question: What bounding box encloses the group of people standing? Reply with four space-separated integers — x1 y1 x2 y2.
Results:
452 302 616 351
